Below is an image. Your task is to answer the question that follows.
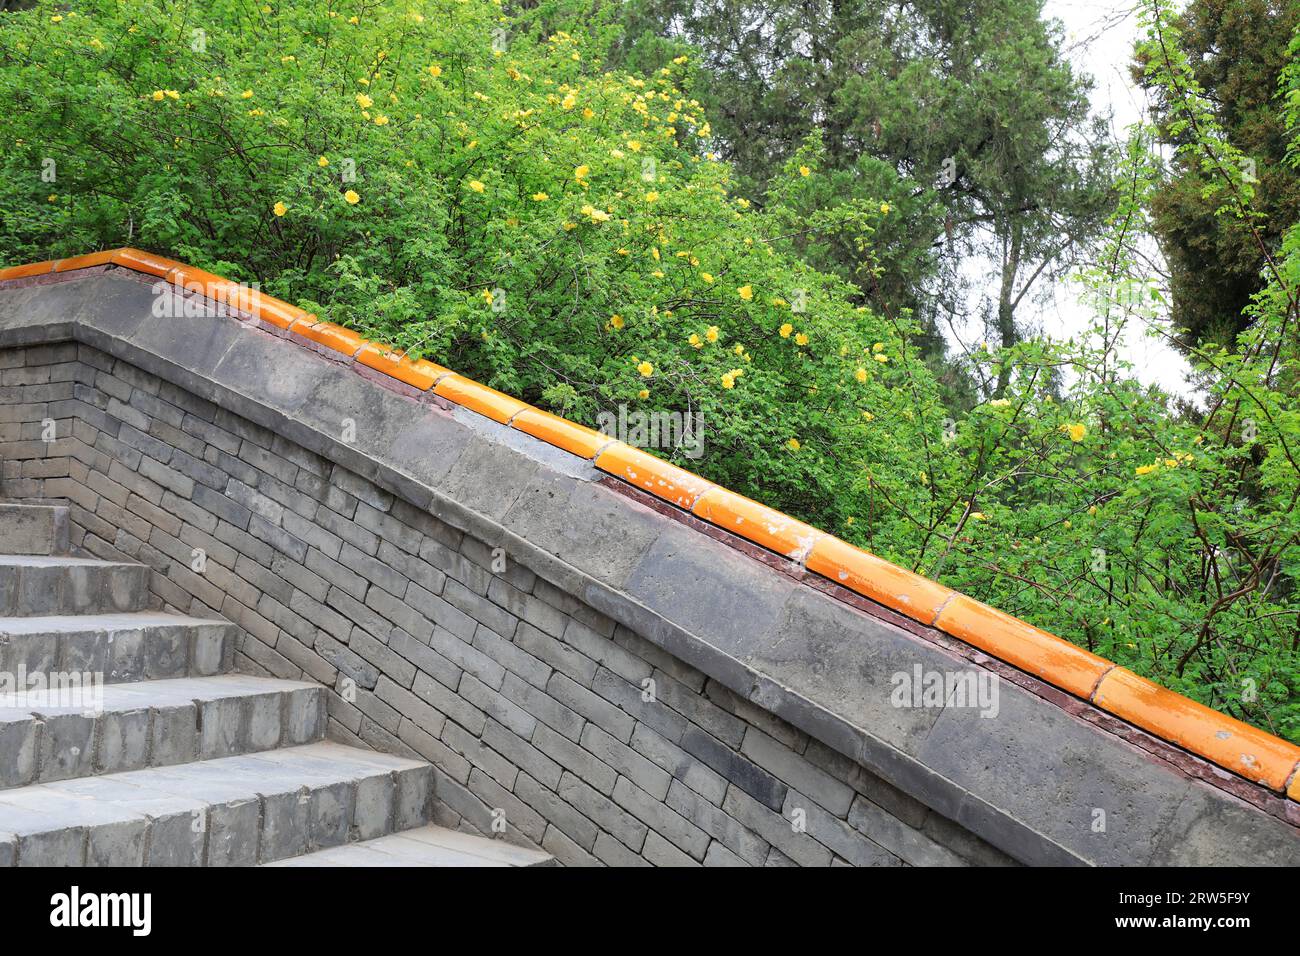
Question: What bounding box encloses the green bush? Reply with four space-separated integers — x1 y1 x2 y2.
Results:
0 0 1296 740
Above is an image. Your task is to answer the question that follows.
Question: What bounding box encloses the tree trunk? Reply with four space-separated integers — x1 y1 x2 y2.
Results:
994 220 1022 397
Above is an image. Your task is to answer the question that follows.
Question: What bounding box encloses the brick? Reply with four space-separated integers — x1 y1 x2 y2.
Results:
612 776 709 860
559 772 647 852
516 773 600 850
513 621 597 686
548 673 634 744
681 727 787 811
629 724 729 806
741 728 855 817
643 830 700 867
531 724 616 794
502 673 585 742
580 724 671 800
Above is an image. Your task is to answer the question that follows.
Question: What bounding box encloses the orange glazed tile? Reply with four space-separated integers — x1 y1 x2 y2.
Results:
356 344 439 390
512 408 611 459
54 249 120 272
0 260 56 281
596 443 716 509
293 320 365 357
1289 767 1300 802
1093 668 1300 791
806 535 954 623
433 375 530 424
413 358 453 384
934 594 1111 699
165 264 236 304
254 295 312 330
110 248 178 278
692 486 826 562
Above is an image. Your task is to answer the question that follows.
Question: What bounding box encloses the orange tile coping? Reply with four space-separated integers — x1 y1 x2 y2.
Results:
433 374 530 423
1093 668 1299 792
934 594 1114 700
596 442 715 510
4 246 1299 799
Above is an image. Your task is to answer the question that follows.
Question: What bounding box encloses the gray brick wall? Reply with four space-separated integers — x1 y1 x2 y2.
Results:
0 342 1014 867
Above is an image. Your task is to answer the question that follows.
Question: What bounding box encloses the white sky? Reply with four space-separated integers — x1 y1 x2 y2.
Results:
956 0 1198 399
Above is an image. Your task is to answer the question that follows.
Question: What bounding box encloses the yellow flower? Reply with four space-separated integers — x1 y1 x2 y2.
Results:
1135 464 1157 476
1062 519 1072 529
273 201 287 217
689 333 703 349
317 156 329 167
531 192 548 202
795 332 809 346
164 89 180 100
989 398 1011 408
47 194 57 202
855 367 867 384
779 323 793 338
862 411 874 422
481 289 494 304
733 344 745 356
873 342 885 352
737 285 753 301
637 388 650 399
880 202 891 214
700 272 714 284
373 114 389 126
721 372 735 389
344 189 360 205
356 93 373 109
51 14 63 21
241 89 254 99
705 326 719 343
609 314 625 330
581 204 611 222
468 180 486 193
1065 423 1086 442
151 90 165 101
786 438 801 451
561 92 578 110
874 354 889 363
644 191 659 202
428 64 443 77
637 361 654 377
574 164 590 180
627 140 641 152
799 165 811 177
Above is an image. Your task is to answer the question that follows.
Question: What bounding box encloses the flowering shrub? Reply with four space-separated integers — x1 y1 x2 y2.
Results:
0 0 1296 740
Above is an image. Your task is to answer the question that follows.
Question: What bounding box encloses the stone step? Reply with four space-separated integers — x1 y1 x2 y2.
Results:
0 675 326 789
263 825 555 867
0 555 152 616
0 612 234 684
0 741 433 866
0 504 69 556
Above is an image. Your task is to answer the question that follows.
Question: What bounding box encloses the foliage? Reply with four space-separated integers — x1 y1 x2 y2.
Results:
1137 0 1300 352
611 0 1116 392
0 0 1296 741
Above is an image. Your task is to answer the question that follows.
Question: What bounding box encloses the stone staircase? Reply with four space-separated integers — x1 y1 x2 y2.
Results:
0 502 552 867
